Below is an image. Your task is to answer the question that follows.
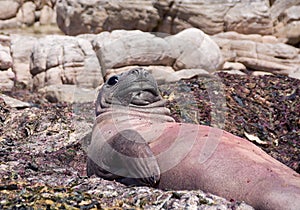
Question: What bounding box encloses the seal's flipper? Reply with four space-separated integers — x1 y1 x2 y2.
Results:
88 129 160 187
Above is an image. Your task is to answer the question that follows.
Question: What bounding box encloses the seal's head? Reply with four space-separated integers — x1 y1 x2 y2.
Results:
96 68 164 116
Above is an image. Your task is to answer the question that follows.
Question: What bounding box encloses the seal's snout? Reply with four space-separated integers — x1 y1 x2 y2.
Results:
129 68 150 80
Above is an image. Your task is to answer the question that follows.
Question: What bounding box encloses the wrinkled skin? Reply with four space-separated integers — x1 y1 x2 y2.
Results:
87 68 300 210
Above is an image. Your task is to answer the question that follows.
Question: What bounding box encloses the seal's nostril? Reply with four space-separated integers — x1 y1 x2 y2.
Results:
129 68 149 79
143 70 149 77
130 68 140 75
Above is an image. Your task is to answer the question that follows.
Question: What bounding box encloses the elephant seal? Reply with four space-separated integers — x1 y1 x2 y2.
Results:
87 68 300 210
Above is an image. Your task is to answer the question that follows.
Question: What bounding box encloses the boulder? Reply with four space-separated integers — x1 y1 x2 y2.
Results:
16 1 36 26
39 84 97 103
165 69 210 83
0 94 31 108
165 28 223 72
270 0 300 20
30 35 103 90
0 35 12 70
0 18 18 30
0 0 20 20
92 30 174 73
0 45 12 70
56 0 160 35
92 28 223 75
40 5 56 25
0 69 15 91
222 62 247 71
56 0 273 36
274 5 300 45
155 0 272 35
212 32 300 79
224 1 273 35
11 35 37 88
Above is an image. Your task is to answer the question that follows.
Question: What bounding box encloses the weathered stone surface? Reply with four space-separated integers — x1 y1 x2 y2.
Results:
0 0 58 29
0 45 12 70
270 0 300 20
16 1 36 26
165 28 223 72
0 35 12 70
39 84 97 103
0 0 20 20
275 5 300 45
0 35 10 47
155 0 272 35
56 0 273 36
93 28 223 75
251 71 274 76
212 32 300 79
224 1 273 35
56 0 159 36
92 30 174 73
222 62 247 71
11 35 37 87
220 69 247 76
0 69 15 90
0 94 31 108
30 35 103 90
165 69 210 83
0 17 18 29
40 5 56 25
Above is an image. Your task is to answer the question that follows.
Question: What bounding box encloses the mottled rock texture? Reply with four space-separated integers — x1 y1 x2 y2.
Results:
212 32 300 79
54 0 298 45
30 35 103 90
0 0 56 29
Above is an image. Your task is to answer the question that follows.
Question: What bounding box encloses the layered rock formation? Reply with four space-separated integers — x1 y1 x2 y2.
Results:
0 35 14 90
212 32 300 79
0 0 56 29
30 35 103 90
55 0 300 46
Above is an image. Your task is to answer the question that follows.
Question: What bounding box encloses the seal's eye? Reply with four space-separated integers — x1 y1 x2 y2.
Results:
107 76 119 86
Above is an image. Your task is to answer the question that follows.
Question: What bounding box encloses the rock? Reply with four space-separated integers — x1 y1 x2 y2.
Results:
16 1 36 26
56 0 273 36
158 0 272 35
0 69 15 90
30 35 103 90
39 5 56 25
0 94 31 108
0 18 18 30
222 62 247 71
0 35 11 47
275 5 300 45
165 28 223 72
212 32 300 79
38 84 97 103
224 1 273 35
220 70 247 76
11 35 37 88
251 71 274 76
0 45 12 70
56 0 160 36
0 0 20 20
0 35 12 70
165 69 210 83
270 0 300 20
93 28 223 75
92 30 174 73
